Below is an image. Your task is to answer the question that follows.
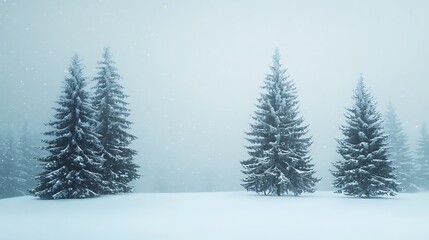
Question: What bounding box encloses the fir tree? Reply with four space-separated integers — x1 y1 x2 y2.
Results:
0 133 5 197
384 104 418 192
241 49 319 196
17 122 40 192
0 133 22 198
415 123 429 190
30 55 106 199
92 48 139 194
332 77 398 198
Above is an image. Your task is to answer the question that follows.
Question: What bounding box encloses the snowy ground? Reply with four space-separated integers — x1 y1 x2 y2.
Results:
0 191 428 240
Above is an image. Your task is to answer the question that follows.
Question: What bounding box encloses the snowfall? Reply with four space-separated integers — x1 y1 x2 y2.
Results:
0 191 428 240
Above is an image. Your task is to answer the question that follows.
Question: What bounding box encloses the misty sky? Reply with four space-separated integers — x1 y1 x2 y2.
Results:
1 0 429 192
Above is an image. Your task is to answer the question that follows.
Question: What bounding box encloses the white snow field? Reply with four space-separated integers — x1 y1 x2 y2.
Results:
0 191 428 240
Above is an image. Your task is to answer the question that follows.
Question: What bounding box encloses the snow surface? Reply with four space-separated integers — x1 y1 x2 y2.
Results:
0 191 428 240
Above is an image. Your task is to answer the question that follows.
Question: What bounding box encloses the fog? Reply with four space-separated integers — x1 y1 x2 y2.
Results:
1 0 429 192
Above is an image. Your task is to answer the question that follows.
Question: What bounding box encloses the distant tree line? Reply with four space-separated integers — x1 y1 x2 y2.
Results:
0 123 41 199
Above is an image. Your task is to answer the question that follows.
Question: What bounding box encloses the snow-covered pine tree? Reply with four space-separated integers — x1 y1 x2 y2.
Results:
241 49 319 196
30 55 106 199
0 133 22 198
384 104 418 192
415 123 429 190
17 122 40 192
332 77 398 198
92 48 139 194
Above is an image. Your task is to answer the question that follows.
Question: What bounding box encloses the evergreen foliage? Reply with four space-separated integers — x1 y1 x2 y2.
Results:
31 55 106 199
415 123 429 190
0 133 23 198
384 104 418 192
92 48 140 194
332 77 398 198
241 49 319 196
17 122 40 192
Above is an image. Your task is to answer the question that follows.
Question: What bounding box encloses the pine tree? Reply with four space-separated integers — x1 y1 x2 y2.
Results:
384 104 418 192
92 48 139 194
0 133 22 198
17 122 40 192
415 123 429 190
30 55 106 199
332 77 398 198
241 49 319 196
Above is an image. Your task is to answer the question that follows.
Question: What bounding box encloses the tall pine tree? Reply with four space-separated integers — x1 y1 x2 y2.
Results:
415 123 429 190
332 77 398 198
241 49 319 196
92 48 139 194
31 55 106 199
384 104 418 192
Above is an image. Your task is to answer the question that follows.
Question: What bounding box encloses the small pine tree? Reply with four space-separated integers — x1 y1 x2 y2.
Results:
30 55 106 199
241 49 319 196
384 104 418 192
332 77 398 198
92 48 140 194
415 123 429 190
